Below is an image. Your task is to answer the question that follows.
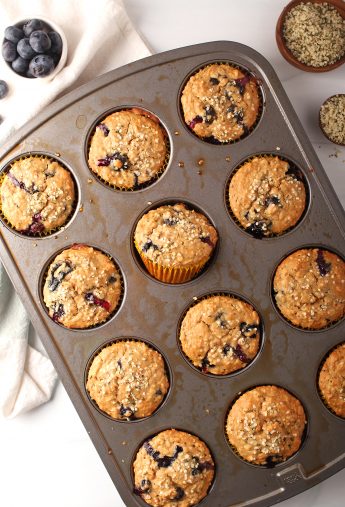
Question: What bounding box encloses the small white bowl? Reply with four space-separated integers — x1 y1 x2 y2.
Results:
2 16 67 81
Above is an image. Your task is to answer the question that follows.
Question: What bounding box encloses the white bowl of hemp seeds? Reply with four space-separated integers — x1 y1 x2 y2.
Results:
276 0 345 72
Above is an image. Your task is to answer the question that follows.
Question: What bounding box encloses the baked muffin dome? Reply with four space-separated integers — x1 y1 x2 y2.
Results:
318 343 345 418
43 244 122 328
0 156 75 234
181 63 260 143
229 156 306 237
88 109 167 189
179 295 260 375
134 203 218 283
133 429 214 507
226 385 306 466
86 340 169 420
273 248 345 329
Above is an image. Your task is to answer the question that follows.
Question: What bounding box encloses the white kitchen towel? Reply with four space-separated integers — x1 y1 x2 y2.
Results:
0 0 151 418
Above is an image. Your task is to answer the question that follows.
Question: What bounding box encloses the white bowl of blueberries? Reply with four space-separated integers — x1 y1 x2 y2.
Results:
1 17 67 80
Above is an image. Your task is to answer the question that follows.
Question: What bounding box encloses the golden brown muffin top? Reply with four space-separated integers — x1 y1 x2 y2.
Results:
226 385 306 466
134 203 218 268
133 429 214 507
86 340 169 420
274 248 345 329
43 245 121 329
0 156 75 233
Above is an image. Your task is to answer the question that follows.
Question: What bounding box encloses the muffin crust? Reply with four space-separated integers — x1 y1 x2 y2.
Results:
181 63 260 143
229 156 306 237
43 244 122 328
88 109 167 189
318 343 345 418
133 429 214 507
134 203 218 269
0 156 75 234
86 340 169 419
226 385 306 466
273 248 345 329
180 295 260 375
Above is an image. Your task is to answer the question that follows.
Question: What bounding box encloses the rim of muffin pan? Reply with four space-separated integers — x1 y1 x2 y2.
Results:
0 152 80 239
270 245 345 332
316 340 345 421
39 243 125 330
224 383 309 469
130 427 217 504
84 336 172 423
224 152 310 240
176 290 265 378
85 106 172 192
130 198 220 286
178 60 265 145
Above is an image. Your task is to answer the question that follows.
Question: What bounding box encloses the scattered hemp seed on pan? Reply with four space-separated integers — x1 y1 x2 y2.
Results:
320 95 345 145
283 2 345 67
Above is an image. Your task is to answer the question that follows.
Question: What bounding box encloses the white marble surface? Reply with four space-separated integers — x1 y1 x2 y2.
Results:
0 1 344 506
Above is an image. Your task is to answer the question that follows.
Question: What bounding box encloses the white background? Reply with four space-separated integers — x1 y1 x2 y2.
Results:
1 1 345 506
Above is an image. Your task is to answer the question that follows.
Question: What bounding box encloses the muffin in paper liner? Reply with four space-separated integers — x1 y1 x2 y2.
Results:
318 342 345 419
225 385 307 467
86 338 170 420
133 203 218 284
42 244 123 329
0 154 76 237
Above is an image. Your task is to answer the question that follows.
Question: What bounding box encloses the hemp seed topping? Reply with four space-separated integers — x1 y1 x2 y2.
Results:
320 95 345 145
283 2 345 67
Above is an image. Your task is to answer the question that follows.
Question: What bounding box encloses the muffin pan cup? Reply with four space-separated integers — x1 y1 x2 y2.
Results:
0 42 345 507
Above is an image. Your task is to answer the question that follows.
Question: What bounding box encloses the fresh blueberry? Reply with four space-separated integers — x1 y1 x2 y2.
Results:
12 56 29 75
17 38 36 59
48 31 62 54
23 19 44 37
29 30 51 53
2 40 17 62
29 54 55 77
4 26 24 44
0 80 9 99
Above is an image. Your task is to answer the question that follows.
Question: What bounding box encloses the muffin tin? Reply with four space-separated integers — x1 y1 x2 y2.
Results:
0 41 345 507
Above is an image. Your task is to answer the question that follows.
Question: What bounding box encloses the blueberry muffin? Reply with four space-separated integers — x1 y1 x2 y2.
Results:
179 295 260 375
88 109 167 189
229 156 306 238
181 63 260 143
133 429 214 507
273 248 345 329
134 203 218 283
0 156 75 234
86 340 169 420
318 343 345 418
226 385 306 466
43 244 122 328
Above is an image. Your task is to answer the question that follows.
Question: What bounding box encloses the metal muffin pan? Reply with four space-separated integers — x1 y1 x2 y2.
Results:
0 41 344 507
